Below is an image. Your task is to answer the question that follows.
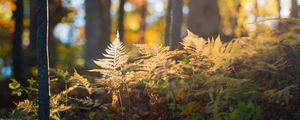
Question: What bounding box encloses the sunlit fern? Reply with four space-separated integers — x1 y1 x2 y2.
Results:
134 45 180 80
90 32 128 76
181 30 207 55
182 30 253 71
88 32 129 110
70 70 93 94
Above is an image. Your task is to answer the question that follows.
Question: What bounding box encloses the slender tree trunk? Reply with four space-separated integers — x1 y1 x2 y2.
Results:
291 0 299 18
37 0 50 119
278 0 281 18
48 0 59 68
48 20 57 68
12 0 24 85
85 0 111 68
188 0 220 39
118 0 125 41
232 1 243 37
254 0 258 22
165 0 172 47
139 0 147 43
28 0 37 71
165 0 183 50
45 0 68 69
231 1 241 38
277 0 282 28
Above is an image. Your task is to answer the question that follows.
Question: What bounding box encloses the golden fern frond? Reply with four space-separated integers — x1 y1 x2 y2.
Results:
135 44 172 57
137 45 170 73
181 30 206 54
134 44 154 57
132 44 185 80
51 83 80 102
67 97 101 110
206 37 247 71
182 30 253 71
50 104 71 116
274 85 297 104
70 70 93 94
16 100 37 113
90 32 128 76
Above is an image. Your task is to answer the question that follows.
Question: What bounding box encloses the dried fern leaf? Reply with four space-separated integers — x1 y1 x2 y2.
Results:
70 70 93 94
90 32 128 76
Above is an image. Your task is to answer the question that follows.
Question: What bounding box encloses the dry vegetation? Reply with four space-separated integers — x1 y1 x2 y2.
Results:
3 22 300 120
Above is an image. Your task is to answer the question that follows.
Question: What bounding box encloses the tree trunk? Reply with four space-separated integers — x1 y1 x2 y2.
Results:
45 0 69 68
48 0 61 68
188 0 220 39
48 19 58 68
165 0 183 50
254 0 258 22
139 0 147 43
28 0 37 72
85 0 111 68
232 1 241 37
37 0 50 119
12 0 24 85
277 0 282 28
291 0 299 18
118 0 125 42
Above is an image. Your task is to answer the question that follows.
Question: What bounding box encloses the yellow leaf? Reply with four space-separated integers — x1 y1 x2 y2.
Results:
88 112 96 120
176 88 186 100
9 82 20 89
51 113 61 120
11 90 22 96
27 79 36 84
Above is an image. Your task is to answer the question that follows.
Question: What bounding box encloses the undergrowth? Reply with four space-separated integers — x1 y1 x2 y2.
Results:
2 24 300 120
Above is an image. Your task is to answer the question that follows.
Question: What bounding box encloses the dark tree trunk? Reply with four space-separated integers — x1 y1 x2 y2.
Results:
118 0 126 41
28 0 37 72
291 0 299 18
48 0 60 68
48 20 57 68
165 0 183 50
85 0 111 68
45 0 69 68
37 0 50 119
139 0 147 43
12 0 24 85
188 0 220 39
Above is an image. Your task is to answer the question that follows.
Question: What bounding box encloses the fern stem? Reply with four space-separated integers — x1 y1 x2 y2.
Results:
118 90 124 120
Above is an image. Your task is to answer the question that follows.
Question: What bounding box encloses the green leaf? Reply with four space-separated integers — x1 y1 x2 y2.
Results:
11 90 22 96
27 79 36 84
182 56 190 64
51 113 61 120
9 82 20 89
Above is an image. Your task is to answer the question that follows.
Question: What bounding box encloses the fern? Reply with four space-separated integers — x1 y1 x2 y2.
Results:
90 32 128 76
182 30 253 72
134 45 183 81
70 70 93 94
88 32 131 111
181 30 207 55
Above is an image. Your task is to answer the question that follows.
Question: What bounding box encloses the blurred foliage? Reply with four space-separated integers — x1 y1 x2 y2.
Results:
0 0 15 33
0 0 15 79
219 0 280 37
0 0 293 78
